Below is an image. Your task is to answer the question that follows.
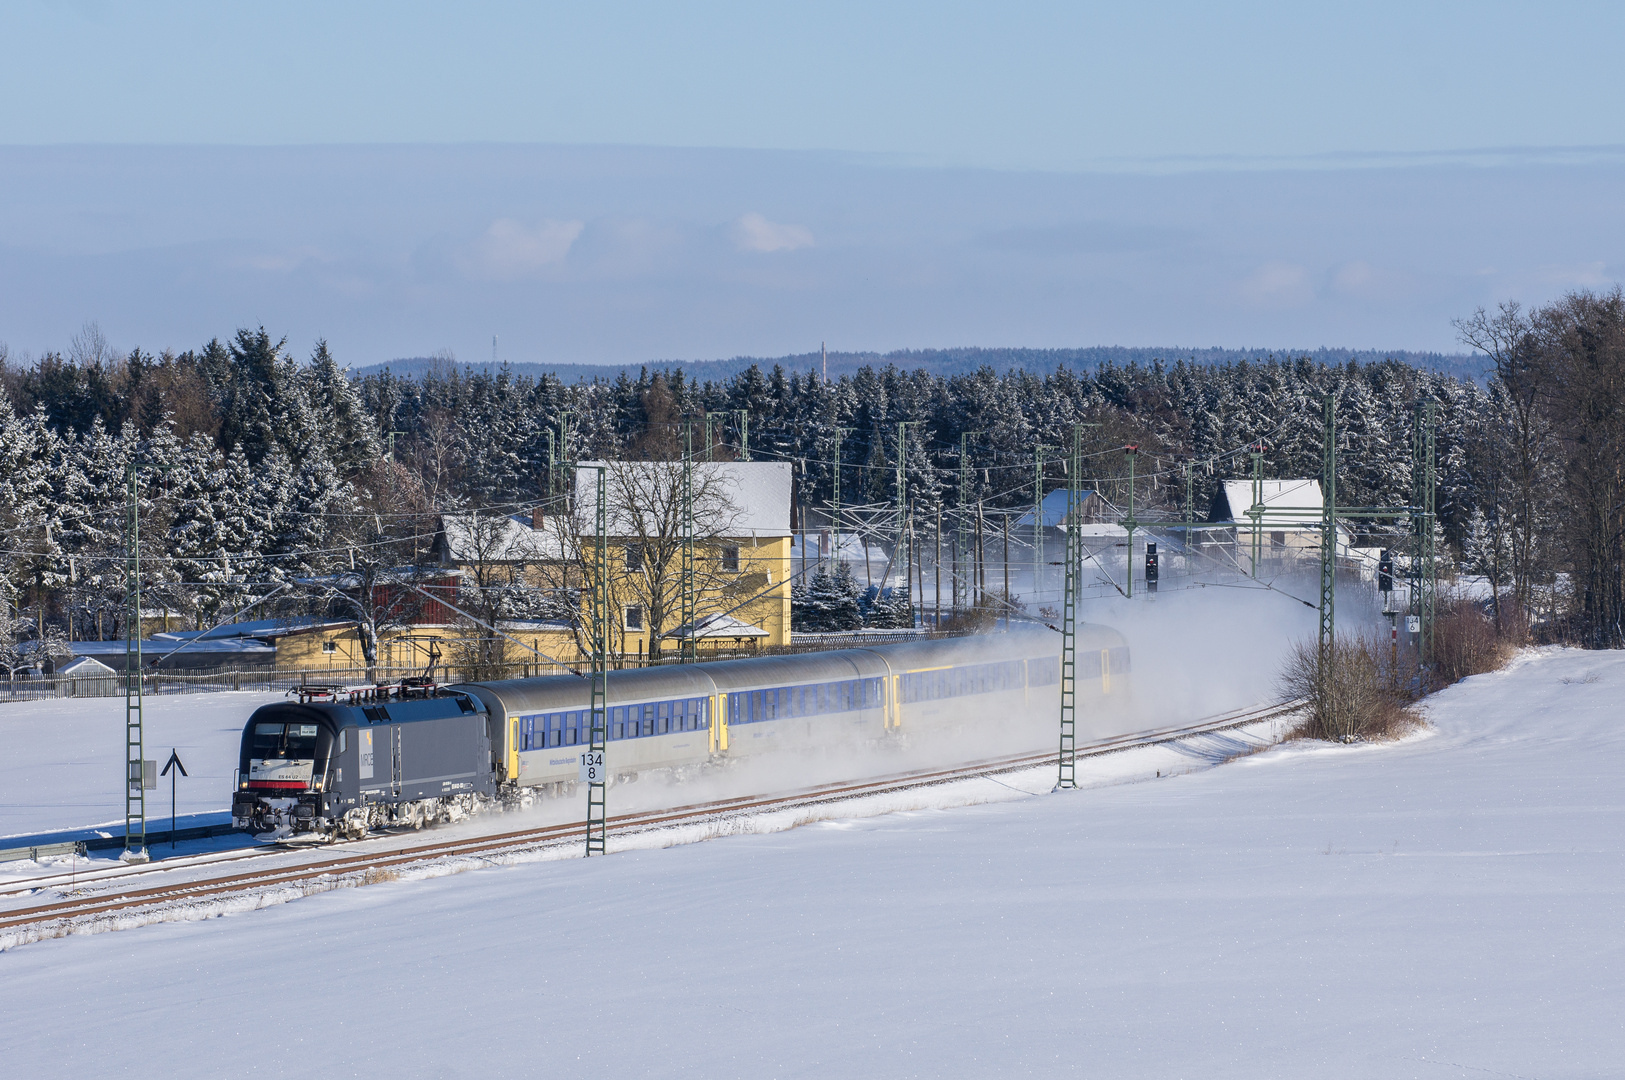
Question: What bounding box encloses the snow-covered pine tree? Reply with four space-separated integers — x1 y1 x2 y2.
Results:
305 340 382 473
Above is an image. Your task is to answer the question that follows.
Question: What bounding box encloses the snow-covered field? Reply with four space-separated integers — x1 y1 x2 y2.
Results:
0 645 1619 1078
0 690 283 839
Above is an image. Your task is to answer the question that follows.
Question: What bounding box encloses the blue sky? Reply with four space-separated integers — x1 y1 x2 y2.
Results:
2 3 1622 364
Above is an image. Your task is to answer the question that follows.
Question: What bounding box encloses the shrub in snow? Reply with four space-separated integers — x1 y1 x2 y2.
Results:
1277 632 1420 742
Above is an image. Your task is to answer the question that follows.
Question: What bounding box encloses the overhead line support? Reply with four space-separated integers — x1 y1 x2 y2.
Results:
586 465 609 856
1057 425 1084 790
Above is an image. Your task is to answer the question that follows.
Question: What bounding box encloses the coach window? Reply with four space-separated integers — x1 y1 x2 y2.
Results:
721 545 740 572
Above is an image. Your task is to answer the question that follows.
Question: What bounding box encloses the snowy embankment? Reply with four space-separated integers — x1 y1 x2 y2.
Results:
2 647 1621 1078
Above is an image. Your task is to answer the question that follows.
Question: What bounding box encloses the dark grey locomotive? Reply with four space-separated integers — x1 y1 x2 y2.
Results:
233 689 494 838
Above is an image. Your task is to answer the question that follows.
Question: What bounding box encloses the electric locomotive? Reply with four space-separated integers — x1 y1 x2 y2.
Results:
232 686 494 838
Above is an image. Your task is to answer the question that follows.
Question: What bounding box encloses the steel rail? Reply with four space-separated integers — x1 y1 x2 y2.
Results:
0 843 293 898
1 700 1301 934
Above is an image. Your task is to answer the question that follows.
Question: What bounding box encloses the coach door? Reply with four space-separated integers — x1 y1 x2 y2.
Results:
709 692 729 754
1101 649 1112 695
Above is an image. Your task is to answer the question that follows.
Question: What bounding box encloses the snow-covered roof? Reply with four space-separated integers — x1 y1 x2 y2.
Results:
576 461 791 538
437 513 567 563
670 613 770 639
1015 489 1098 528
153 616 356 642
57 656 117 677
67 638 276 657
1215 479 1327 528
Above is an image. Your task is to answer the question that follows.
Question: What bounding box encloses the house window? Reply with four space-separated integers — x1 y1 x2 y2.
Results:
322 641 337 653
624 544 644 573
1270 531 1286 549
624 605 644 632
721 545 740 572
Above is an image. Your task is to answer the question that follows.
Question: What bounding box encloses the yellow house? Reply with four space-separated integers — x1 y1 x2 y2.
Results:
575 460 793 658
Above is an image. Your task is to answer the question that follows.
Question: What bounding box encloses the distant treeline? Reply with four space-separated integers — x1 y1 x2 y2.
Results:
360 344 1492 385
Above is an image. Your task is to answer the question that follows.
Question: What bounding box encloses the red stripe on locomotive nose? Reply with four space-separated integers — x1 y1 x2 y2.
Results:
246 780 311 790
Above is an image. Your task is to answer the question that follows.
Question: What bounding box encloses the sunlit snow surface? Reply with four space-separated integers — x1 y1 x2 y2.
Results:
2 647 1622 1078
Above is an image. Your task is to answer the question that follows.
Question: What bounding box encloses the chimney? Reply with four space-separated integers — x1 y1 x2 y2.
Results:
531 506 544 531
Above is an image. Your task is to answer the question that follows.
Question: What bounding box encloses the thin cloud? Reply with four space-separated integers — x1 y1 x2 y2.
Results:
731 212 814 253
458 218 584 280
1237 261 1314 309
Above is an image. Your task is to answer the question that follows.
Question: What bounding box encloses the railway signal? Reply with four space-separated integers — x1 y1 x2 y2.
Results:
1145 542 1159 594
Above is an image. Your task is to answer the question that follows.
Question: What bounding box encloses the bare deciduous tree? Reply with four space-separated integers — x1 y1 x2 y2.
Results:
557 461 767 661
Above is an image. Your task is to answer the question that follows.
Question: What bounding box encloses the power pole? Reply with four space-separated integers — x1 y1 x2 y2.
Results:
703 413 717 462
1249 442 1266 578
1319 396 1337 674
545 429 555 499
957 432 981 612
1184 463 1195 571
934 506 942 629
1057 425 1084 790
554 412 574 501
1033 444 1055 604
968 500 981 600
831 426 851 572
123 463 148 862
894 422 919 620
682 420 697 663
122 461 171 863
735 410 751 461
1123 446 1139 599
585 466 609 856
1411 399 1437 677
1002 512 1011 611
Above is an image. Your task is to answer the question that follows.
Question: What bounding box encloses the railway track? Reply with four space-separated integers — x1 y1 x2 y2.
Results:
0 699 1300 938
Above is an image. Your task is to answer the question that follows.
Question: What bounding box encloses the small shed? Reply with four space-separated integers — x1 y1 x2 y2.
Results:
55 655 120 697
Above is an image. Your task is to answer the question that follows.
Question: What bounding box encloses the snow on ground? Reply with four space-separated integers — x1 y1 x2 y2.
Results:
0 691 283 839
1 646 1620 1078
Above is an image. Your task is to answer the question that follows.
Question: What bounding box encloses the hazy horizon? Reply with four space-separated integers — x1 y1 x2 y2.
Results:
2 143 1618 369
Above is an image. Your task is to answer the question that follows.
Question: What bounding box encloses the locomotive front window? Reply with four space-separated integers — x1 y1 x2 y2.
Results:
251 722 320 757
286 724 320 753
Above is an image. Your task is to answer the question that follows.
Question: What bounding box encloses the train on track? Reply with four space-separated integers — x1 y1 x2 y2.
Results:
232 625 1132 840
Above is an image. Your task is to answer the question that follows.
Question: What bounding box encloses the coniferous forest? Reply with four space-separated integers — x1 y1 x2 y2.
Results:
1 286 1622 662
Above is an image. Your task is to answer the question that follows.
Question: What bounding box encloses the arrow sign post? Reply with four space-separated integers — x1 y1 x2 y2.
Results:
160 750 188 850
